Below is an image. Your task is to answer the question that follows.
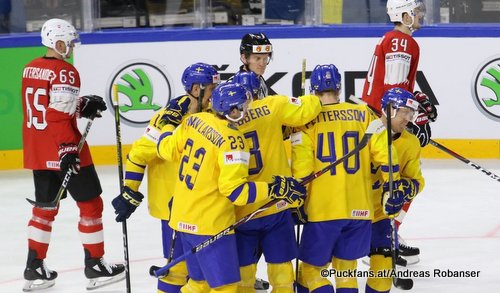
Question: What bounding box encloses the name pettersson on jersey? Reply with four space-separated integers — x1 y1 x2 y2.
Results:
320 268 481 279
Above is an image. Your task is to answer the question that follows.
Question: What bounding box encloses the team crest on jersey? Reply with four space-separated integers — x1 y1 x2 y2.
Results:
472 55 500 122
289 97 302 106
106 59 173 126
223 151 250 165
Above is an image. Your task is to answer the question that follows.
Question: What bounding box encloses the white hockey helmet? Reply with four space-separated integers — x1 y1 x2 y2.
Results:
387 0 425 22
41 18 80 57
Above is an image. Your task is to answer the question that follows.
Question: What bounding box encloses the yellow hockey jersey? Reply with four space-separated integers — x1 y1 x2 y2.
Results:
157 112 270 235
372 130 425 223
124 96 190 220
233 94 322 220
291 103 401 222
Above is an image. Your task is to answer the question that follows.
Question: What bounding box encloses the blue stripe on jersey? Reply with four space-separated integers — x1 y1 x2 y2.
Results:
247 182 256 204
157 132 173 155
411 179 420 194
125 171 144 181
380 164 400 173
228 184 244 203
127 155 146 168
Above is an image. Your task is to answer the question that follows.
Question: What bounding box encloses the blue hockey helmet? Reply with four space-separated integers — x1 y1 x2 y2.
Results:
211 83 251 120
310 64 342 93
181 63 220 92
381 88 419 111
232 71 261 98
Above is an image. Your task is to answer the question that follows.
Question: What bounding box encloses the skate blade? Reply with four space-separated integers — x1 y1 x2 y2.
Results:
86 271 125 290
23 279 55 292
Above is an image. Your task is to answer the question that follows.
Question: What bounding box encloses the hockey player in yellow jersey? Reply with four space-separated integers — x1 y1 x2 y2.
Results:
291 64 405 293
157 82 306 293
228 71 321 293
111 62 220 293
366 88 425 293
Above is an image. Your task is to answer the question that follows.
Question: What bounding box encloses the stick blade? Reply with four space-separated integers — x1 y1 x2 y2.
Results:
26 198 57 209
394 277 414 290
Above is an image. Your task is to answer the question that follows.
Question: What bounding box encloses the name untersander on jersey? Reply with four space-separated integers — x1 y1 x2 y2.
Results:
305 109 367 128
186 116 225 147
23 66 56 81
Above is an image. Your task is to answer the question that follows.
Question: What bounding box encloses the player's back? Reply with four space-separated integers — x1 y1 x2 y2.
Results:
234 94 321 219
292 103 378 222
362 30 420 112
162 112 262 235
22 57 87 170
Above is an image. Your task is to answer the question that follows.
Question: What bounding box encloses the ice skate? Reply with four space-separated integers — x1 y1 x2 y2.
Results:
255 278 270 291
84 254 125 290
398 235 420 265
23 258 57 292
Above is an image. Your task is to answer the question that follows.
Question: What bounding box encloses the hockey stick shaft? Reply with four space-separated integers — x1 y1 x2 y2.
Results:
151 118 383 278
113 84 132 293
26 115 96 209
349 95 500 183
295 58 306 292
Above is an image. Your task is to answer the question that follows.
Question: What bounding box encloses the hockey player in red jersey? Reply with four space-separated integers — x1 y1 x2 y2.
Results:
361 0 437 265
22 18 122 291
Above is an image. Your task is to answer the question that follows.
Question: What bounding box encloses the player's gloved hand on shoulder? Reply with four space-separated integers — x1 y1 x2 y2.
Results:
159 96 191 128
111 186 144 222
78 95 107 118
414 91 437 122
268 176 306 206
381 180 405 216
58 143 80 174
407 119 431 147
291 205 308 225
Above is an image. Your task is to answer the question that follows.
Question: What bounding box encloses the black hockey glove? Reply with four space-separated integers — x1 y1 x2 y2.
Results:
414 91 438 122
58 143 80 174
407 121 431 147
159 96 191 128
381 180 405 216
268 176 306 206
78 95 107 118
112 186 144 222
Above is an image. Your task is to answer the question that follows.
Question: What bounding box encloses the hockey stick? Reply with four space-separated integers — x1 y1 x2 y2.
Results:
113 84 132 293
349 95 500 183
385 103 414 290
149 229 177 276
149 118 385 278
26 114 97 209
295 58 306 291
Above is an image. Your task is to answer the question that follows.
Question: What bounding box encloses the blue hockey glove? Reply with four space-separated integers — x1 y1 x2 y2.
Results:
112 186 144 222
159 96 191 128
381 180 405 216
268 176 306 206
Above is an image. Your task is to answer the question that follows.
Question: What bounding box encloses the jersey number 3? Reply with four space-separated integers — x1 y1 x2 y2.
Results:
179 139 206 190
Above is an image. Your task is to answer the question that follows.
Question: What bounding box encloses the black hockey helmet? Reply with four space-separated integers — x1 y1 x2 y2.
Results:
239 33 273 57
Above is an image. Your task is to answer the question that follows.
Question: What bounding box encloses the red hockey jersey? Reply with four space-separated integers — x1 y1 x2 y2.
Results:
362 30 420 112
22 57 93 170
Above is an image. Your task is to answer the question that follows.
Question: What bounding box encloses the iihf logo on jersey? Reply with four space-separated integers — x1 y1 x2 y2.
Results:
472 55 500 122
106 59 173 126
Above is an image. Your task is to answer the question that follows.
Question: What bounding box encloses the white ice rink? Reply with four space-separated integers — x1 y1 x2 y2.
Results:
1 159 499 293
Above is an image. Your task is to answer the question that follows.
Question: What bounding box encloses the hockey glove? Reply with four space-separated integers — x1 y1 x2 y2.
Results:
159 96 191 128
58 144 80 174
112 186 144 222
268 176 306 206
381 180 405 216
400 178 419 202
78 95 107 118
291 205 308 225
414 91 438 122
407 121 431 147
